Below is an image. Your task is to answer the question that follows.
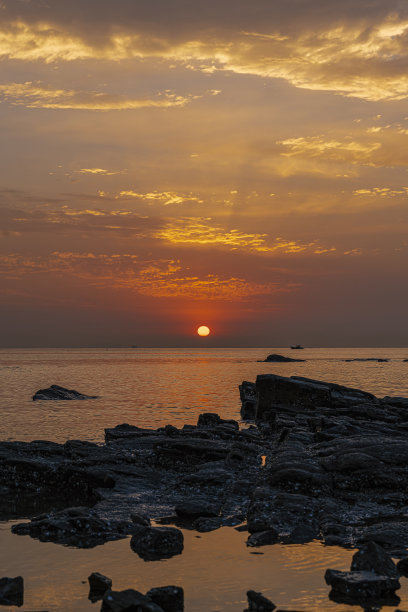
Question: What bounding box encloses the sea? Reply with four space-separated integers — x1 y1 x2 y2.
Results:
1 346 408 611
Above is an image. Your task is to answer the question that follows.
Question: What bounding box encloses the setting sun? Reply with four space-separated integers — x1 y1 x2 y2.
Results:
197 325 210 336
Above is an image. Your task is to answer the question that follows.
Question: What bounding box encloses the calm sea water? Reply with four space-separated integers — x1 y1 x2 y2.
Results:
1 347 408 442
1 347 408 611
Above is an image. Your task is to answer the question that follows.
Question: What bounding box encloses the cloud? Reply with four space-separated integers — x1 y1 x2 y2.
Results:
353 187 408 197
117 190 203 205
156 219 335 254
278 136 381 164
0 251 282 301
2 4 408 100
76 168 126 176
0 81 203 110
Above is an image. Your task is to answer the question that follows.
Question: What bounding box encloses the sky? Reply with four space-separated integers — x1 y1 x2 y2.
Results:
1 0 408 347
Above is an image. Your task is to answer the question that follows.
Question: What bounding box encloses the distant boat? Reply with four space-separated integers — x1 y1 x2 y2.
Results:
290 344 304 349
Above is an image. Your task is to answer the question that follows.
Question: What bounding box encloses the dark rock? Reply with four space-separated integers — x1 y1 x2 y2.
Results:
0 576 24 607
146 586 184 612
247 529 279 547
197 413 238 429
285 524 320 544
88 572 112 602
239 381 257 420
246 589 276 611
397 557 408 576
263 354 304 363
192 517 222 532
11 507 137 548
130 526 184 560
324 568 400 600
351 541 398 577
154 439 230 468
130 513 151 527
175 499 220 520
32 384 98 401
101 589 163 611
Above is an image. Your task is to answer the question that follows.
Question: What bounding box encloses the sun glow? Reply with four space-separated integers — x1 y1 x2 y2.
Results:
197 325 210 336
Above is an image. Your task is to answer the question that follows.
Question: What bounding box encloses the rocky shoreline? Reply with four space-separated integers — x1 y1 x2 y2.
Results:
2 373 408 609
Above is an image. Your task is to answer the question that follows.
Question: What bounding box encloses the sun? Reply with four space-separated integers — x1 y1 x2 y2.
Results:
197 325 210 337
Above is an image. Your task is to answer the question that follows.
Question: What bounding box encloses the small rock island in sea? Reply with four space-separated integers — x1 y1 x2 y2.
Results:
3 373 408 609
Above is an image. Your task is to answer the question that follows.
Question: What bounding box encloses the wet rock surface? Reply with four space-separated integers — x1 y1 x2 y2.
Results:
4 373 408 609
32 384 98 400
12 507 141 548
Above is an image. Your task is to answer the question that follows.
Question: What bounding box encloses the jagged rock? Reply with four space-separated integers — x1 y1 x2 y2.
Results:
32 384 98 401
239 381 257 420
262 354 305 363
325 568 400 600
255 374 377 420
101 589 164 611
130 526 184 560
88 572 112 602
197 413 238 429
351 541 398 577
0 576 24 607
175 499 220 520
246 589 276 611
146 586 184 612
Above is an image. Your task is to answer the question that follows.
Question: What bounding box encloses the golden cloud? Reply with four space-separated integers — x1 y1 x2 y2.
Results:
156 219 335 254
3 17 408 100
117 190 203 205
0 251 281 301
0 81 202 110
278 136 381 163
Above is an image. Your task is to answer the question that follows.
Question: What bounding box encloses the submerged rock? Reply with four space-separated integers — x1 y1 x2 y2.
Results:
130 526 184 560
32 384 98 401
0 576 24 607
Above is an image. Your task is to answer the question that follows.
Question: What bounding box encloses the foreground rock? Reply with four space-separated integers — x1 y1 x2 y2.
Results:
130 526 184 560
146 586 184 612
246 590 276 611
101 586 184 612
325 569 400 604
0 576 23 607
88 572 113 602
33 384 98 400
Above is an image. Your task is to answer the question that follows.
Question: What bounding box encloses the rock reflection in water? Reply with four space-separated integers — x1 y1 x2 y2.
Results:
3 524 408 611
